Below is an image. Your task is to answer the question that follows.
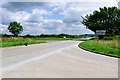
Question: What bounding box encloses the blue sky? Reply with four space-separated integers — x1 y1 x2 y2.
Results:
25 9 33 13
1 0 118 35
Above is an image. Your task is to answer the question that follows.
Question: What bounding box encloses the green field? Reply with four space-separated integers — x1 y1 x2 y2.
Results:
1 41 46 47
79 39 119 57
1 37 46 47
1 36 84 47
1 37 76 47
34 38 73 40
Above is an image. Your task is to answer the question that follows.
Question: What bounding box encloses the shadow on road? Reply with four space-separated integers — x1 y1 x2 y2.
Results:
73 38 90 41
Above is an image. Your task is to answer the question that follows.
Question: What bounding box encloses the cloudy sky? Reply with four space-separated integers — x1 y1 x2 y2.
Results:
0 0 118 35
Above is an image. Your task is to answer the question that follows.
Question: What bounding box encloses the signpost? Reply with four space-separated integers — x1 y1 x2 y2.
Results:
96 30 106 41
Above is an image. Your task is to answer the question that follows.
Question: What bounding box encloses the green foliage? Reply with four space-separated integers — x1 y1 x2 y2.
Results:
8 21 23 36
104 37 113 40
24 33 86 38
25 34 31 37
81 6 120 35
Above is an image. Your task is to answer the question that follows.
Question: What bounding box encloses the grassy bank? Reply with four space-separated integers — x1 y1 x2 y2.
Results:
1 37 46 47
79 39 119 57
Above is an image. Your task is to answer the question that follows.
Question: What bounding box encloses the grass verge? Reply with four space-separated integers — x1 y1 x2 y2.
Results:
79 39 119 57
1 37 46 47
1 41 46 47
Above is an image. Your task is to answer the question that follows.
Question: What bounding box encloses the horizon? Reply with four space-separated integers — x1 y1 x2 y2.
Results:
1 33 96 36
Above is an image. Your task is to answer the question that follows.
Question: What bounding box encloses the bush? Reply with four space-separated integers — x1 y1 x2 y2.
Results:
90 37 97 40
104 37 113 40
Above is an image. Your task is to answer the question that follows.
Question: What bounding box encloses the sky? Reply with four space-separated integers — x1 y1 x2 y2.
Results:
0 0 119 35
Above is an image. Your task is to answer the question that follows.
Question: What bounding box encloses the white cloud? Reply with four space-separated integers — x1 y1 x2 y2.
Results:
1 1 118 35
2 2 50 12
52 6 64 15
25 9 50 23
32 9 49 15
43 19 64 29
63 8 83 23
0 24 9 34
25 12 43 23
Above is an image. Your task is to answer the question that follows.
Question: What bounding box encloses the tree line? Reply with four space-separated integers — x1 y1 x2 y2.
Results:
1 33 89 38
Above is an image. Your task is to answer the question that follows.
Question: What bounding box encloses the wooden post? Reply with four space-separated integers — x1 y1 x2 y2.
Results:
103 35 104 40
97 35 99 41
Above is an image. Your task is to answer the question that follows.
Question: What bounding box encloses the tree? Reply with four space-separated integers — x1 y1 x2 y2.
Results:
25 34 31 37
8 21 23 36
81 6 120 35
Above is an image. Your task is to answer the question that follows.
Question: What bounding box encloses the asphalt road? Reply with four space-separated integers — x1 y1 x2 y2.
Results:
1 40 118 78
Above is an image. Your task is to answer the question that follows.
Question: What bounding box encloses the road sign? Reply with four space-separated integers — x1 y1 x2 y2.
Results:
96 30 106 35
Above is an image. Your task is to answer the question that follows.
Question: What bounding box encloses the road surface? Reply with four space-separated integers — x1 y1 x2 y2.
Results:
1 40 118 78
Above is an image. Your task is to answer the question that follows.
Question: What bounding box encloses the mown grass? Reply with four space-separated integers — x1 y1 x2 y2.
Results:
79 39 119 57
1 37 46 47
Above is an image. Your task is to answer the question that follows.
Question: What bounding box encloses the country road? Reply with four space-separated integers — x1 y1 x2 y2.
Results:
1 40 118 78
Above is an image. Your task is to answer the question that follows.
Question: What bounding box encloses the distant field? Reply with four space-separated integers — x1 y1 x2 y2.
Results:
1 37 46 47
34 38 74 40
1 36 85 47
1 37 78 47
79 39 119 57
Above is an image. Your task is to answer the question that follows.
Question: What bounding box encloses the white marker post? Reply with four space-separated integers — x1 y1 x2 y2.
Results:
63 36 66 39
